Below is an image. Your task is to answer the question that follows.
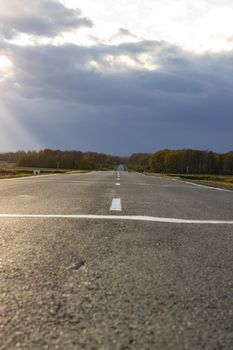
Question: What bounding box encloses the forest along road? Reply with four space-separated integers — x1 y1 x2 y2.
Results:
0 171 233 350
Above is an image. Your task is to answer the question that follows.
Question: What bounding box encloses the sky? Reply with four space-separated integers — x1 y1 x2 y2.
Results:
0 0 233 155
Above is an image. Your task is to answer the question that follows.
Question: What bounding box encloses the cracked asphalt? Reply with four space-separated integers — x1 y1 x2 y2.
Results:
0 171 233 349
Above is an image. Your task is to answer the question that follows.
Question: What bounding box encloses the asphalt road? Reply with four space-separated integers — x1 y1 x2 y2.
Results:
0 171 233 350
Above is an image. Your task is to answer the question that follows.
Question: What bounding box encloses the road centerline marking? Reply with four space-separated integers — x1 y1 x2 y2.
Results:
110 198 122 211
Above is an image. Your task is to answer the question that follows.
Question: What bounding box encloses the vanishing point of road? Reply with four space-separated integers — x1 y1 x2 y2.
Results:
0 171 233 349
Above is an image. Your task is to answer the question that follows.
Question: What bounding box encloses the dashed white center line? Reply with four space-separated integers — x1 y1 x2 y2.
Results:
116 183 121 186
110 198 122 211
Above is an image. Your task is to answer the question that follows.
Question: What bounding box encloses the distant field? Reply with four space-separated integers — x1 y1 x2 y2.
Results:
0 161 17 168
146 173 233 190
0 162 88 179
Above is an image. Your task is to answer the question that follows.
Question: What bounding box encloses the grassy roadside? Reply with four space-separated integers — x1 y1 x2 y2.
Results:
145 173 233 190
0 167 89 180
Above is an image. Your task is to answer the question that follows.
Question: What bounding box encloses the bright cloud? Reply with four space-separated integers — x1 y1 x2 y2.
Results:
62 0 233 52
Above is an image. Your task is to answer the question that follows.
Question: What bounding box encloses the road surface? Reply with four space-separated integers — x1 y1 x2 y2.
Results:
0 171 232 349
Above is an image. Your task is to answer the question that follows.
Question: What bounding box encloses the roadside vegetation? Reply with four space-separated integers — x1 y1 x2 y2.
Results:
0 149 233 189
128 149 233 175
0 150 127 171
128 149 233 190
175 174 233 189
0 164 80 179
0 149 127 179
0 167 32 179
146 173 233 190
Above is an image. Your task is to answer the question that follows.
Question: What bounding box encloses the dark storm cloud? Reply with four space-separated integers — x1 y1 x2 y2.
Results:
5 40 233 103
0 0 92 39
1 35 233 153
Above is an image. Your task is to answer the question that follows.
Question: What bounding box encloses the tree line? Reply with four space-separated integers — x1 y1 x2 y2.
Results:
0 151 26 163
128 149 233 175
0 149 127 170
0 148 233 174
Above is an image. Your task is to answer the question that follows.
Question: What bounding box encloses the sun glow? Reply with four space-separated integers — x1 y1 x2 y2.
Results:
0 99 42 151
0 56 12 71
0 56 13 82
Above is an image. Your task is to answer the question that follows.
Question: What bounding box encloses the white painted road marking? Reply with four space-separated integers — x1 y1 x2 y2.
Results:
116 183 121 186
172 178 232 192
0 173 61 181
110 198 122 211
0 213 233 224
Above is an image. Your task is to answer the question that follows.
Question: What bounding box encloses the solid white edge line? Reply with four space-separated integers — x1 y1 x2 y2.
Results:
172 178 232 193
0 213 232 224
0 173 62 181
0 172 91 182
